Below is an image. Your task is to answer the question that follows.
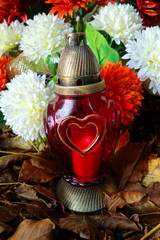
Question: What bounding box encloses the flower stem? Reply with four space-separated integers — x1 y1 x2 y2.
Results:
140 223 160 240
29 140 39 152
0 150 45 160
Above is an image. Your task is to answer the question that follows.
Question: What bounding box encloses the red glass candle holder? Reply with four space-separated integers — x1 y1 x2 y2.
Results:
44 32 121 212
44 91 120 187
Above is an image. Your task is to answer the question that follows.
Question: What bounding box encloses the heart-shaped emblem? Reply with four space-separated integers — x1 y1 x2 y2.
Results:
57 114 106 156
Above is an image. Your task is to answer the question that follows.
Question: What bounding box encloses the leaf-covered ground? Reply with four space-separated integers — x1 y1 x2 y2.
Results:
0 96 160 240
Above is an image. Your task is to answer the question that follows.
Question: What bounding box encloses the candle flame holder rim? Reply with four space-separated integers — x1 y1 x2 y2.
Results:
54 79 105 95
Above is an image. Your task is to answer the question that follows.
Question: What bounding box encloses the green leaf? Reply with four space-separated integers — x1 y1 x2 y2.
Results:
51 75 58 84
85 22 119 66
45 55 58 75
99 30 126 57
0 111 6 128
99 30 112 45
117 0 137 8
111 41 126 58
35 137 46 148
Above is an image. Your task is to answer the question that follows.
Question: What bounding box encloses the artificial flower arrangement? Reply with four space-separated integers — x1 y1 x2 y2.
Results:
0 0 159 143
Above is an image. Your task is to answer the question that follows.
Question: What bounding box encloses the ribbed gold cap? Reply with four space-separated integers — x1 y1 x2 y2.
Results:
55 32 105 95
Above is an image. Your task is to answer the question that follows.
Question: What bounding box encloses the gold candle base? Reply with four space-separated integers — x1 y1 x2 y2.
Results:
56 177 117 213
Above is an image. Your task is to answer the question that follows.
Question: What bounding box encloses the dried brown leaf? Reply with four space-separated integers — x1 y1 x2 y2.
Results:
26 204 48 220
0 168 15 184
119 191 146 205
127 201 160 214
59 214 91 239
100 213 140 231
102 175 117 193
0 222 13 234
34 232 55 240
10 184 57 224
124 233 144 240
114 128 130 154
111 143 146 191
14 183 53 209
0 126 14 139
140 213 160 227
38 142 48 152
27 202 59 226
34 185 55 200
0 225 5 234
89 213 129 238
104 193 125 213
104 191 146 213
15 183 38 199
124 182 146 193
0 204 23 222
147 182 160 207
18 159 54 183
0 136 35 150
15 183 55 203
0 222 13 240
128 154 151 183
140 223 160 240
8 219 55 240
88 213 104 227
148 230 160 240
52 229 87 240
30 157 58 175
0 154 27 169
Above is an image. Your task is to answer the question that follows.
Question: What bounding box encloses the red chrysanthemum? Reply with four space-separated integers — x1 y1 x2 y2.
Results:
136 0 160 26
45 0 93 18
118 0 160 26
101 61 144 125
0 0 34 25
96 0 116 6
0 55 12 91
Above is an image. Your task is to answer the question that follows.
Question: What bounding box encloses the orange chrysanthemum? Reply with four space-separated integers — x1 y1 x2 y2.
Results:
0 55 12 91
101 61 144 125
45 0 93 18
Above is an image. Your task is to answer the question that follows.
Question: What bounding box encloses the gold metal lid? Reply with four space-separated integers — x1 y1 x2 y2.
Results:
55 32 105 95
55 80 105 95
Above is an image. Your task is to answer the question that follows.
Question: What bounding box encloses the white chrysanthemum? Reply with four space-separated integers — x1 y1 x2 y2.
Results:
20 13 73 63
0 20 24 56
123 26 160 94
90 3 143 45
0 70 55 141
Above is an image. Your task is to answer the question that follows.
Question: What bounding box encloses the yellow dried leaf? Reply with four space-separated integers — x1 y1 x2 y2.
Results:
142 157 160 187
142 175 160 187
147 157 160 175
8 219 55 240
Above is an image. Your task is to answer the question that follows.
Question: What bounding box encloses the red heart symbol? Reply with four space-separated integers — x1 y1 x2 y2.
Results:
57 114 106 156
